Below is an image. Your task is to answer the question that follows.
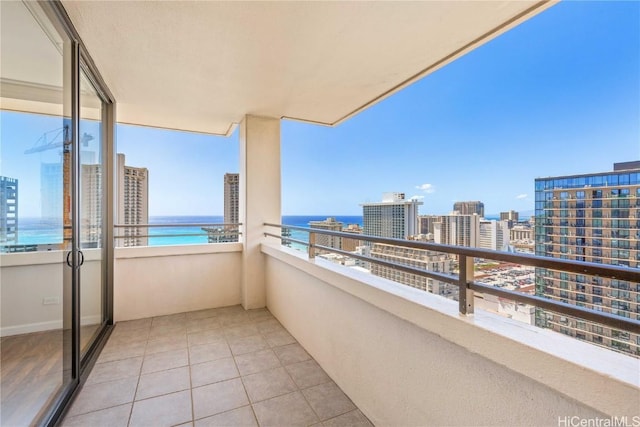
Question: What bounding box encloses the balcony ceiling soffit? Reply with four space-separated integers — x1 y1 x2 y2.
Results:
60 1 554 135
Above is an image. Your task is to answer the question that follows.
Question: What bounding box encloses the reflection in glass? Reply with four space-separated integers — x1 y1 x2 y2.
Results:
79 68 105 357
0 1 72 425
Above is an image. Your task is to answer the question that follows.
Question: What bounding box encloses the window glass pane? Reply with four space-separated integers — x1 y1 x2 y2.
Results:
79 68 105 356
0 2 73 425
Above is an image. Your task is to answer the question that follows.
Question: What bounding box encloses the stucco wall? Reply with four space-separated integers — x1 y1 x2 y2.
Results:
114 244 242 321
263 243 639 426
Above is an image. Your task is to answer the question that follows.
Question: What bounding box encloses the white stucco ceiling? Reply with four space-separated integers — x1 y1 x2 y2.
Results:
59 1 555 135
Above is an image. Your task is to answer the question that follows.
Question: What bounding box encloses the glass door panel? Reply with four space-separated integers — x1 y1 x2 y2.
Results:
0 1 73 425
79 69 105 357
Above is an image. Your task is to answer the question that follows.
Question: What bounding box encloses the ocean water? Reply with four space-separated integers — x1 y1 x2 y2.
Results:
12 215 363 247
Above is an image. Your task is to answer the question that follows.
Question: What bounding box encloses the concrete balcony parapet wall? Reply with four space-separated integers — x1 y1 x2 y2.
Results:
262 242 640 426
114 243 242 321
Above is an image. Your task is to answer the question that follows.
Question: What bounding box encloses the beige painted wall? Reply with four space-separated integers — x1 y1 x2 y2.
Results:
263 244 639 426
114 244 242 321
239 115 281 309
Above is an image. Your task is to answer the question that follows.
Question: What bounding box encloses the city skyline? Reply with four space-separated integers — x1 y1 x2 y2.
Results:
1 1 638 218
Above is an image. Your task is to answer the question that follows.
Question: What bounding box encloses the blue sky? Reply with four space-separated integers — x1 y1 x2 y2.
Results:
2 1 639 218
281 0 639 215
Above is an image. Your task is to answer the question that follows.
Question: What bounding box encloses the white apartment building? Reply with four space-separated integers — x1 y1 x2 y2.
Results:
433 212 480 247
370 243 455 298
479 219 510 251
361 192 421 240
80 164 103 247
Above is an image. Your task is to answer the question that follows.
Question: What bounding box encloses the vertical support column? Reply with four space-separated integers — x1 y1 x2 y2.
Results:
458 254 475 315
308 232 316 259
239 115 281 309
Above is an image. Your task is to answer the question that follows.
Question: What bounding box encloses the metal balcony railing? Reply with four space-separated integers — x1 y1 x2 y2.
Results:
264 223 640 336
114 223 242 247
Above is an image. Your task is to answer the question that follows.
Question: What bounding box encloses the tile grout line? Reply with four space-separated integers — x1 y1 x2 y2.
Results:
126 323 150 427
247 315 320 424
234 312 284 424
258 319 340 425
67 308 361 427
230 340 261 426
187 324 196 427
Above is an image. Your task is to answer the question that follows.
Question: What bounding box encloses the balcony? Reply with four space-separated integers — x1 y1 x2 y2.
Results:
3 232 638 426
3 0 640 425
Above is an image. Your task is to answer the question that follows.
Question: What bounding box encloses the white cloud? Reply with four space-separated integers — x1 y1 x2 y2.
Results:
409 195 425 201
415 183 435 194
516 193 527 199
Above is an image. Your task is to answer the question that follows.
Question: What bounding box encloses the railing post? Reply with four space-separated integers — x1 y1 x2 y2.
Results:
308 231 316 259
458 254 474 315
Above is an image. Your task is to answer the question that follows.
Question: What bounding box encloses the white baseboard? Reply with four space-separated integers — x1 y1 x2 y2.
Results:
1 320 62 337
1 315 102 337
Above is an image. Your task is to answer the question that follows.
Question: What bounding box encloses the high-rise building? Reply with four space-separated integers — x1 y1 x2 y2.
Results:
362 192 421 240
224 173 239 225
433 213 479 247
204 173 240 243
370 243 455 298
81 164 103 247
341 224 363 252
419 215 440 235
0 177 18 245
453 201 484 217
500 210 519 222
117 153 149 247
534 161 640 356
309 217 343 252
478 219 510 251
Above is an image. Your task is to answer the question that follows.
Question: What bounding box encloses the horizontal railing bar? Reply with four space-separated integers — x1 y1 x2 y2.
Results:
264 223 639 282
313 243 457 285
264 231 456 285
263 232 309 248
115 223 242 228
470 282 640 334
264 222 640 335
115 233 237 239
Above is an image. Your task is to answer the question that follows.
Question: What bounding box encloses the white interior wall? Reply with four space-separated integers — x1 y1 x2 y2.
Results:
0 249 102 336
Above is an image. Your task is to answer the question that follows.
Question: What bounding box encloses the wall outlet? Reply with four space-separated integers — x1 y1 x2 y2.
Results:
43 297 60 305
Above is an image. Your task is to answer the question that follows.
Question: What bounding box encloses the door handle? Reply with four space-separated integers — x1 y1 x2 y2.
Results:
78 250 85 267
66 251 72 267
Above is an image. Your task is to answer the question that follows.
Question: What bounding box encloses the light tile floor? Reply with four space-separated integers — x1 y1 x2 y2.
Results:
62 306 373 427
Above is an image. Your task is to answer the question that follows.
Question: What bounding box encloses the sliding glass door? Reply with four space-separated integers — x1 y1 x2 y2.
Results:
0 2 113 425
0 2 74 425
